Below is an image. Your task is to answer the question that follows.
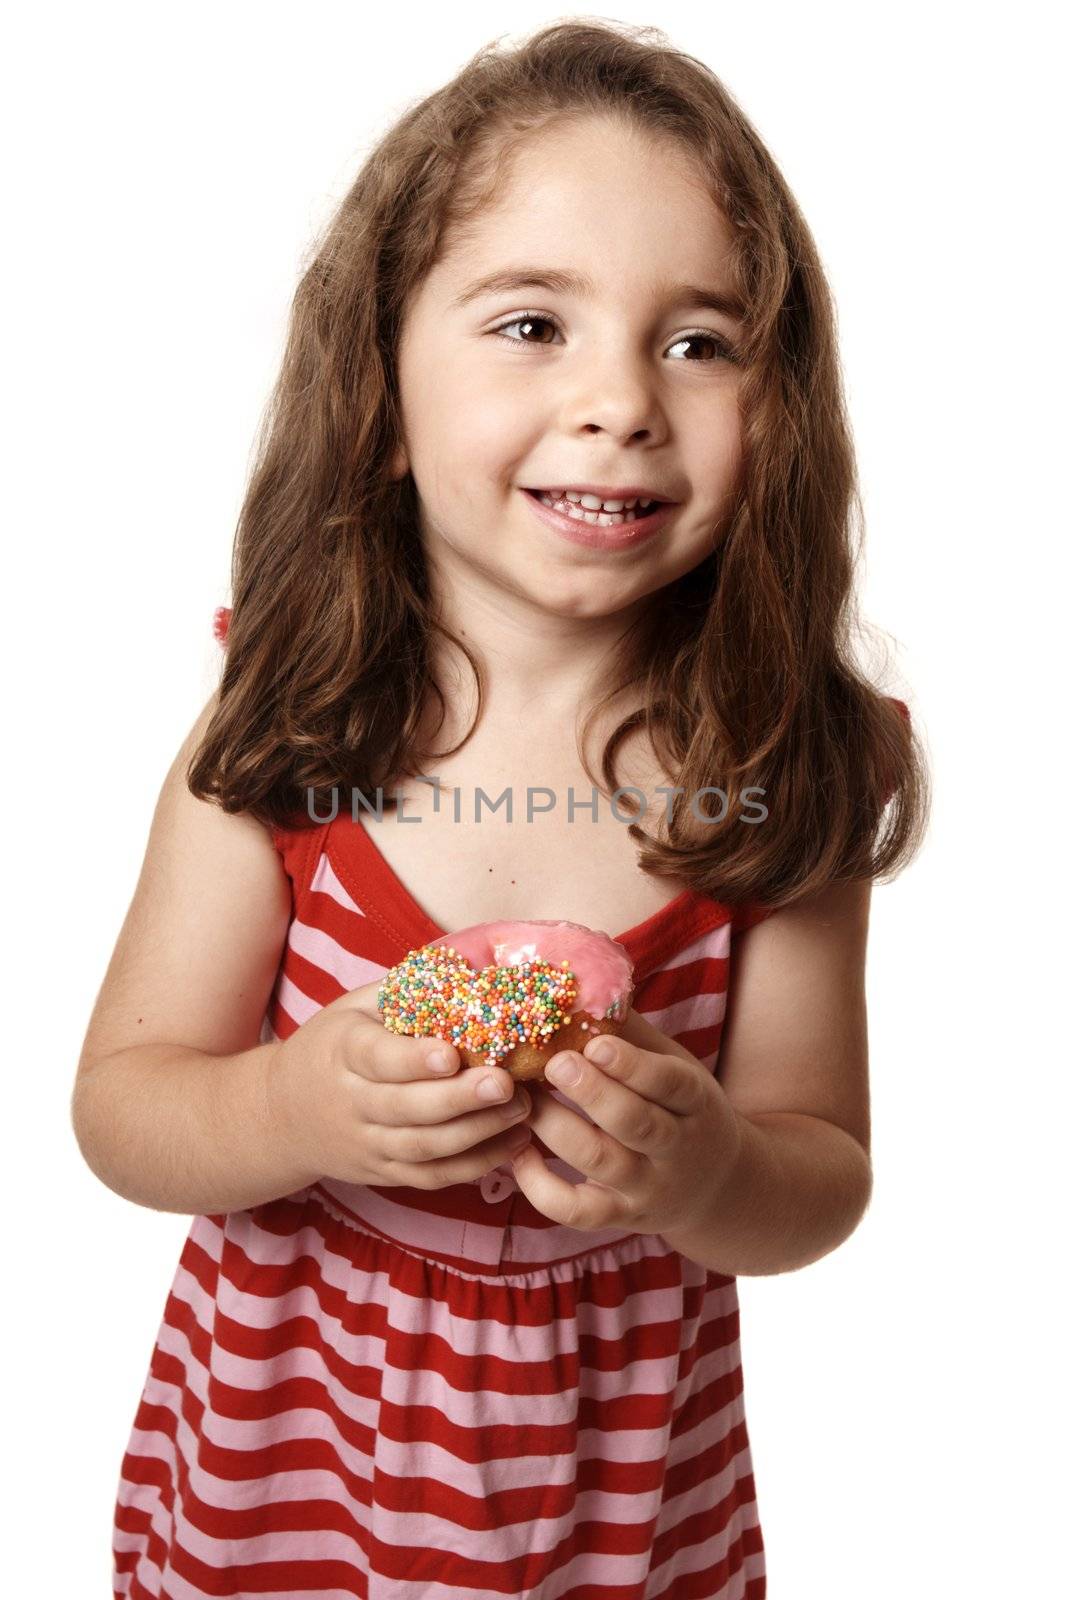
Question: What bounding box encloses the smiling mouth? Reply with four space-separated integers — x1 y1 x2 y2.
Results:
525 489 663 527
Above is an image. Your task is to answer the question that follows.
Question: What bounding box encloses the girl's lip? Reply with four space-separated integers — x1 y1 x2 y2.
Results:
520 487 676 550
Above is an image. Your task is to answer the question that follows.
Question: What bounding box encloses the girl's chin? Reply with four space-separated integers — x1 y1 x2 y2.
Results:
516 572 646 621
426 522 660 610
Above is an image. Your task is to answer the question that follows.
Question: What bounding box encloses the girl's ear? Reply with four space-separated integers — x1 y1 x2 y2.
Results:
387 443 409 481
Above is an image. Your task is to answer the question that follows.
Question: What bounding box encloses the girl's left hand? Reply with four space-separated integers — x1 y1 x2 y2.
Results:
509 1007 743 1235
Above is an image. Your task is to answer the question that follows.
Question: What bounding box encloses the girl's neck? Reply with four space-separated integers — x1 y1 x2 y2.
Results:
426 576 653 733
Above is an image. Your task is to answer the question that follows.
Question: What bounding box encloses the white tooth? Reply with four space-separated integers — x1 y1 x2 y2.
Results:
536 490 642 527
579 494 603 510
639 496 653 508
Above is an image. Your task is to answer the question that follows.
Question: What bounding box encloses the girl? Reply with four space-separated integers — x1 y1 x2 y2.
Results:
75 19 927 1600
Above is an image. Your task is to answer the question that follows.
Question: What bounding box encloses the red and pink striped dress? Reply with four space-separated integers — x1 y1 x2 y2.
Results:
110 609 908 1597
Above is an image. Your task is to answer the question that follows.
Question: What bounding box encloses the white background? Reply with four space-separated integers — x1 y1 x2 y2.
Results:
6 2 1063 1594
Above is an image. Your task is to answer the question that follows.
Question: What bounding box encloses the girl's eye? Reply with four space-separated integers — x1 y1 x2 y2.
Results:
492 314 560 347
664 332 737 363
490 313 737 363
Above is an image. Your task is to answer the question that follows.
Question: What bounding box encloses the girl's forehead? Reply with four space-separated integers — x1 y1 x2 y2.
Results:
440 138 729 269
409 122 742 325
475 120 716 220
430 162 729 298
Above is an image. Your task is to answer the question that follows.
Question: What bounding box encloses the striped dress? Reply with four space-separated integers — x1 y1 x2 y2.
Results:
112 807 773 1599
111 609 907 1597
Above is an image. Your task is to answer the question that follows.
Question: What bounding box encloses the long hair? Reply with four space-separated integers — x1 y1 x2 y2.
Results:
188 17 930 906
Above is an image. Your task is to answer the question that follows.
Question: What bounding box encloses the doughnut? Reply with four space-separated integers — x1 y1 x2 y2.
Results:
376 919 635 1081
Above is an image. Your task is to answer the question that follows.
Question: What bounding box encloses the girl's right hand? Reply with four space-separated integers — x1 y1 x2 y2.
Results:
263 980 534 1189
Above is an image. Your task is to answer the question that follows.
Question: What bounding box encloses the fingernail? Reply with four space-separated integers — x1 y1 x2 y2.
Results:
547 1053 581 1086
477 1074 508 1102
585 1037 616 1066
427 1048 457 1073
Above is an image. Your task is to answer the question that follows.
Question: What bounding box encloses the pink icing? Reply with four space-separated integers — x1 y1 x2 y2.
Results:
428 919 633 1021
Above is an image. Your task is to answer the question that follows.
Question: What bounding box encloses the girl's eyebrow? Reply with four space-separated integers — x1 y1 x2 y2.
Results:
450 265 745 322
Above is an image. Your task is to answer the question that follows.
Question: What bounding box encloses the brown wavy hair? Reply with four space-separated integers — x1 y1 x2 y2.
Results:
188 16 930 907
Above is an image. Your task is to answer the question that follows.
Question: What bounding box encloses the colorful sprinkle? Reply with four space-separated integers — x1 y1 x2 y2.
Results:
377 944 580 1068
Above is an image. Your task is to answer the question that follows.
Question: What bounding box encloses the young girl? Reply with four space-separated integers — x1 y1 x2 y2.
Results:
75 20 927 1600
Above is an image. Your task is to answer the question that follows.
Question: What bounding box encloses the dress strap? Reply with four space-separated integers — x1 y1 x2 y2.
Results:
213 605 232 648
881 694 911 806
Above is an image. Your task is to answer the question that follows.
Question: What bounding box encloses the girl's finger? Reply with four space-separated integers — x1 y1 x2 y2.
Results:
541 1050 670 1155
528 1083 647 1180
333 979 394 1021
509 1141 624 1233
613 1008 705 1068
574 1035 707 1118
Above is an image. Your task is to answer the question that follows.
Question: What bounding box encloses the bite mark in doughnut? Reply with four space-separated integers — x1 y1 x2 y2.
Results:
376 919 635 1081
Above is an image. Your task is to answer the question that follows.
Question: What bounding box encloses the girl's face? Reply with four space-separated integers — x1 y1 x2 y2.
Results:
392 114 745 622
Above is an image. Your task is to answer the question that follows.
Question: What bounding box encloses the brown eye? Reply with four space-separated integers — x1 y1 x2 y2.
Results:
493 314 560 345
668 332 737 363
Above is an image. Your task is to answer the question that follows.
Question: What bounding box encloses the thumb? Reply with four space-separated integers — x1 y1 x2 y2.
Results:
330 977 386 1022
614 1003 696 1064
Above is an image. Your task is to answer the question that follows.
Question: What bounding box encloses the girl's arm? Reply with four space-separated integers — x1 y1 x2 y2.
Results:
70 694 305 1214
661 875 875 1275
